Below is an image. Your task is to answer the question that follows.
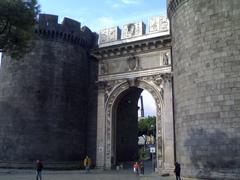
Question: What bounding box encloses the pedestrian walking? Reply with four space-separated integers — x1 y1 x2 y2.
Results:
83 156 91 173
174 162 181 180
133 162 139 176
36 160 43 180
139 160 144 175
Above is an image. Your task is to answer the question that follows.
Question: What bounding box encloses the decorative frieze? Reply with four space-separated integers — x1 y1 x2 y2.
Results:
98 16 170 45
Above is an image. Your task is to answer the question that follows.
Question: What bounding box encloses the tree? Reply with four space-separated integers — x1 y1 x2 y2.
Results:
138 116 156 136
0 0 40 58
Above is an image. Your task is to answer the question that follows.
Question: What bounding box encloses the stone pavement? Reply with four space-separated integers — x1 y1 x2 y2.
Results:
0 169 196 180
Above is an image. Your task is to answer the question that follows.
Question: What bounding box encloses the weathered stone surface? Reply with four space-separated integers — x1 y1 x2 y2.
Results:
0 14 97 168
169 0 240 178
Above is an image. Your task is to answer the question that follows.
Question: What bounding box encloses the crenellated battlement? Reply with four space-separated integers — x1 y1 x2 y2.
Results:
98 16 170 47
35 14 97 48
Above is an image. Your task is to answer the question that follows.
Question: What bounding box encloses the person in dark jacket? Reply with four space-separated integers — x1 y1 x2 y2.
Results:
174 162 181 180
36 160 43 180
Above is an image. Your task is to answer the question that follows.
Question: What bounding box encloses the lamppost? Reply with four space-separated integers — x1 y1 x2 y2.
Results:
150 124 156 171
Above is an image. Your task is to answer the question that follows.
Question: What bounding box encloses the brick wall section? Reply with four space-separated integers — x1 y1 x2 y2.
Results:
170 0 240 178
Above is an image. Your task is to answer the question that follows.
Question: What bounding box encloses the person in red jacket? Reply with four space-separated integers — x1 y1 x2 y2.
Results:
133 162 139 176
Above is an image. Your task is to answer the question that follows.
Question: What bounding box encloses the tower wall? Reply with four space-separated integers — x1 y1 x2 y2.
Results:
0 14 96 168
169 0 240 178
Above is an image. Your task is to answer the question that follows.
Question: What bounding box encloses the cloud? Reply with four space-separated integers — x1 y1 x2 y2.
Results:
98 16 115 28
112 3 123 8
121 0 142 5
104 0 142 6
60 7 89 17
105 0 124 8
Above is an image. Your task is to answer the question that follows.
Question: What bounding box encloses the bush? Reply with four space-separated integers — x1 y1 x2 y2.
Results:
139 147 150 160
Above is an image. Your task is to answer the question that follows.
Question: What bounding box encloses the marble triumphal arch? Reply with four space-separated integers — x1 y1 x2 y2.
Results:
91 16 174 173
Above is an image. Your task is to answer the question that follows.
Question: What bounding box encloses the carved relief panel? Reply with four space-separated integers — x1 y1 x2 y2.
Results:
99 27 121 44
149 16 170 34
160 49 171 66
122 22 146 39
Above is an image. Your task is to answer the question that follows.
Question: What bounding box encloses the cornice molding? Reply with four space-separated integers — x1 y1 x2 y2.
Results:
98 66 172 82
91 35 171 60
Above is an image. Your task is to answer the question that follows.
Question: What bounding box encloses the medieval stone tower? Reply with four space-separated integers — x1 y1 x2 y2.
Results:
0 14 98 168
168 0 240 179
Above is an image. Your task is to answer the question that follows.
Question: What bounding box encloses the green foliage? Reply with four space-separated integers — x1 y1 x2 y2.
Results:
139 147 150 160
0 0 40 58
138 116 156 136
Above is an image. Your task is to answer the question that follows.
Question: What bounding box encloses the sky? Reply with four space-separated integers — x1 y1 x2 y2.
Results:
138 90 156 117
38 0 167 33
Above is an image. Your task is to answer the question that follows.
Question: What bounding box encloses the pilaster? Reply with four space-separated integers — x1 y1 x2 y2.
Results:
96 82 106 169
161 75 175 173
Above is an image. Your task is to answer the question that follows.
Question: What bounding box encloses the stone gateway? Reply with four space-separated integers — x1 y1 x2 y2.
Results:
0 0 239 179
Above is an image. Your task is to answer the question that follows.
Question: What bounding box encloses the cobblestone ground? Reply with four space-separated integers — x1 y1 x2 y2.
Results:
0 169 196 180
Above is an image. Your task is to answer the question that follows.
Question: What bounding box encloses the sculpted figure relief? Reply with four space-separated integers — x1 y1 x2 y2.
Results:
127 23 135 36
99 61 108 75
163 52 169 65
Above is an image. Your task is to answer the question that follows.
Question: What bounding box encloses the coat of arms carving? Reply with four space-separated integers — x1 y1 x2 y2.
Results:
127 55 139 71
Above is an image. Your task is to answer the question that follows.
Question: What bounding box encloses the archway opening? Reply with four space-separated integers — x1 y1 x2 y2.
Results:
137 90 157 173
113 87 142 165
112 87 157 171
